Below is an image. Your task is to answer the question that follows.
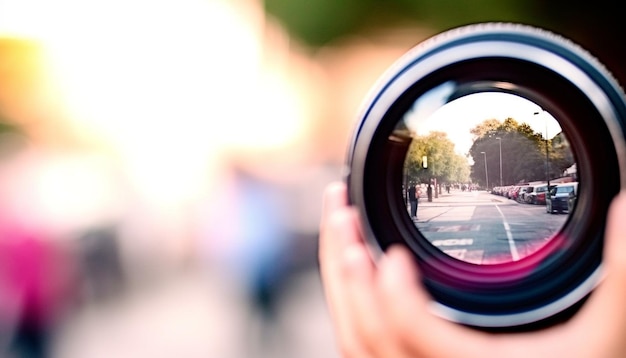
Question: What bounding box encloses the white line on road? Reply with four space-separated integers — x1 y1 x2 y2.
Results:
495 205 520 261
432 238 474 246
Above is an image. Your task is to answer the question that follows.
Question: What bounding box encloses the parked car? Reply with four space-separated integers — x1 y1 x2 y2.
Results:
568 185 578 212
517 186 532 203
527 184 548 204
546 182 578 214
509 184 529 202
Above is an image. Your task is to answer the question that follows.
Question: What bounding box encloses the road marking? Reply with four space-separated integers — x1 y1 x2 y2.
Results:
443 249 467 260
436 224 479 232
433 238 474 246
495 205 520 261
443 249 484 264
419 224 480 232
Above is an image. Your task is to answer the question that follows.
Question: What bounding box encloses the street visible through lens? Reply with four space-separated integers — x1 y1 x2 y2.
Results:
400 90 577 264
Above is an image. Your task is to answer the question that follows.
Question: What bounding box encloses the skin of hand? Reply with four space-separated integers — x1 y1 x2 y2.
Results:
319 181 626 358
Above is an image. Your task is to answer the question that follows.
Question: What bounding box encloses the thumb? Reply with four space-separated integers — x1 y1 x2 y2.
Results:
571 191 626 346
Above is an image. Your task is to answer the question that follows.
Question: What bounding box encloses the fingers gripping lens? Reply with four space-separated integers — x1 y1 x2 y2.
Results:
347 23 626 331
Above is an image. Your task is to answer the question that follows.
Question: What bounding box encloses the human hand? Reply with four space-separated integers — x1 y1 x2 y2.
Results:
318 181 626 358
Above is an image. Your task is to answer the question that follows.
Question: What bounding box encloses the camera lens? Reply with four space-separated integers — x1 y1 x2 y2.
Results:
346 23 626 330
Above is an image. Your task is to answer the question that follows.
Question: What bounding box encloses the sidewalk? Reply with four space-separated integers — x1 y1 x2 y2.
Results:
417 190 510 207
413 190 512 223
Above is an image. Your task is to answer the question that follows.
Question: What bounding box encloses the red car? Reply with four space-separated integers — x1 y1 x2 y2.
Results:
508 185 527 201
527 184 547 204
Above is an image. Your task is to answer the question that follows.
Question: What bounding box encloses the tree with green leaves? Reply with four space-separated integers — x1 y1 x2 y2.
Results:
404 131 470 186
468 118 574 188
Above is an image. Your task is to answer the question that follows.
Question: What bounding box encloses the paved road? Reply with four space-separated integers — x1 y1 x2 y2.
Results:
414 190 568 264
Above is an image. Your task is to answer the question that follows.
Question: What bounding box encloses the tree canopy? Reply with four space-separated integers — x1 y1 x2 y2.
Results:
468 118 575 188
404 131 470 186
263 0 535 48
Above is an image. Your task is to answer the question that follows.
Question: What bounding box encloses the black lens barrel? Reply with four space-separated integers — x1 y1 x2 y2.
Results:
347 23 626 330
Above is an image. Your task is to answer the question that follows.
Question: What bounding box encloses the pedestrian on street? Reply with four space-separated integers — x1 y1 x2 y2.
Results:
407 183 420 220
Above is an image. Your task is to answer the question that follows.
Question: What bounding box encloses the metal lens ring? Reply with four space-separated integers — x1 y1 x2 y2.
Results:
347 23 626 330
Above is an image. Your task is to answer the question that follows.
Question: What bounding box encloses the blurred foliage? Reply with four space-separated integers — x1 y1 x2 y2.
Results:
0 124 17 136
263 0 537 47
0 112 19 135
263 0 626 86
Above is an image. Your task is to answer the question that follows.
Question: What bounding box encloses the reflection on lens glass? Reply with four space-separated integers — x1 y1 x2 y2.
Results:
400 90 577 265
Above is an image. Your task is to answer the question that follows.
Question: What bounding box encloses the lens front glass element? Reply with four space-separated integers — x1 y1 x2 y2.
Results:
400 89 577 265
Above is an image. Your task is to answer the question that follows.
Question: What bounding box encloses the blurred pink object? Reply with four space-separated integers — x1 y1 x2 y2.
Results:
0 218 77 337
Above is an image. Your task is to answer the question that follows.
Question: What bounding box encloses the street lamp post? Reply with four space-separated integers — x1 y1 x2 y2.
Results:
496 137 502 186
481 151 488 190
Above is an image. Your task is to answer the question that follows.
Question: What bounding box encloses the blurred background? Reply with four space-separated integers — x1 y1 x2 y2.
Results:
0 0 623 357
